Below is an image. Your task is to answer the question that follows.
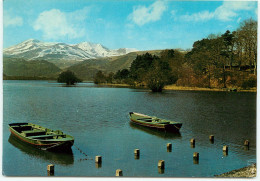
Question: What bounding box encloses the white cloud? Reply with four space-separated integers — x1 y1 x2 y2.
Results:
33 7 89 40
180 1 256 22
128 1 167 26
181 11 214 22
4 11 23 27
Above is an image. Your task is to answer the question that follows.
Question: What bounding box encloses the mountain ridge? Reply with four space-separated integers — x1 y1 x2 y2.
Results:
3 39 138 62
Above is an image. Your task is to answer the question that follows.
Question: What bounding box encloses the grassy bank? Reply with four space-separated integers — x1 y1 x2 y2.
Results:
99 83 256 92
98 83 131 87
164 84 257 92
215 163 256 178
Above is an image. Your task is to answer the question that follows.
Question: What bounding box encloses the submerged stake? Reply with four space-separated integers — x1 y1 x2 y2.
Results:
95 156 102 163
193 152 199 159
209 135 214 141
116 169 123 176
244 140 250 147
47 164 54 176
190 138 195 145
158 160 165 169
134 149 140 156
223 145 228 153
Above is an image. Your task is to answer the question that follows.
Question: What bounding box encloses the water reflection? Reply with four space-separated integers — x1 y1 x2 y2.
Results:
193 158 199 164
167 147 172 152
95 163 102 168
8 135 74 165
158 168 165 174
129 122 182 140
223 152 228 157
244 146 250 151
135 155 140 160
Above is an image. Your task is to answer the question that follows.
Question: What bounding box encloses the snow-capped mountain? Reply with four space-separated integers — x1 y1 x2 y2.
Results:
3 39 138 61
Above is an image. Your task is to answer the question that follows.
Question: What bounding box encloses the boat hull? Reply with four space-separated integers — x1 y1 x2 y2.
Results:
130 118 182 132
129 112 182 132
9 123 74 152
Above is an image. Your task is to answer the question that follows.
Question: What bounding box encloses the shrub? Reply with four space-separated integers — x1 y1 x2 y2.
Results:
57 70 81 85
242 76 257 89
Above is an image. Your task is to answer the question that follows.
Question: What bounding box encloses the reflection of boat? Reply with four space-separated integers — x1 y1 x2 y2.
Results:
9 123 74 151
129 112 182 132
8 135 74 165
129 122 182 139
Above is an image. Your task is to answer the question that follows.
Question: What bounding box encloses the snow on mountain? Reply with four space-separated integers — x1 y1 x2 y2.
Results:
3 39 138 61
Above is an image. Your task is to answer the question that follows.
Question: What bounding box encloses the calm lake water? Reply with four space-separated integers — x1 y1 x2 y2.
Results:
2 80 256 177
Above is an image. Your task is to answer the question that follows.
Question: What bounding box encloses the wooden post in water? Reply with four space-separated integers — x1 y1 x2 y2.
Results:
193 152 199 164
95 156 102 168
116 169 123 176
134 149 140 159
193 152 199 160
209 135 214 143
95 156 102 163
167 143 172 152
193 152 199 159
134 149 140 156
223 145 228 156
47 164 54 176
190 138 195 148
158 160 165 169
244 140 250 147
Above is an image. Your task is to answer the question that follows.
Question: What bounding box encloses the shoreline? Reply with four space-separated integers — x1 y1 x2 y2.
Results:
164 85 257 92
99 83 257 92
4 80 257 92
215 163 256 178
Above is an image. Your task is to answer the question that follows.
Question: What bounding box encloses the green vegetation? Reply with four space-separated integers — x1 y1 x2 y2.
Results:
94 51 179 92
66 51 162 81
94 18 257 92
182 18 257 89
3 58 61 78
57 70 82 85
241 76 257 89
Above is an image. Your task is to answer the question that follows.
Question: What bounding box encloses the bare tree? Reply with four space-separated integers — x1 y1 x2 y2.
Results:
237 18 257 74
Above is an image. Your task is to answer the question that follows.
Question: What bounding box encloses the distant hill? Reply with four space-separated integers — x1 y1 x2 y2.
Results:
3 57 61 78
67 50 163 80
3 45 169 81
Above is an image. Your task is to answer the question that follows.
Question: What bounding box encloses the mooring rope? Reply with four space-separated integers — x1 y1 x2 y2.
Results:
73 142 93 161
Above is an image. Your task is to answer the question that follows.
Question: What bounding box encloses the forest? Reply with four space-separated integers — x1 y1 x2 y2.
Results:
94 18 257 92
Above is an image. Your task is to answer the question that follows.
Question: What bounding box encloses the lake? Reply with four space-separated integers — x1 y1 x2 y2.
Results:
2 80 256 177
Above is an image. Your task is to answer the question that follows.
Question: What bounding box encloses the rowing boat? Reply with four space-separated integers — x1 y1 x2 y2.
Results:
9 123 74 152
129 112 182 132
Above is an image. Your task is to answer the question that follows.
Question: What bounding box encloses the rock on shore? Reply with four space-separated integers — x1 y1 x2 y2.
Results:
215 163 256 178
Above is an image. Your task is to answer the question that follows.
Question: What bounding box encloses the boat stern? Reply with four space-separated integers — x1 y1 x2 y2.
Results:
165 123 182 132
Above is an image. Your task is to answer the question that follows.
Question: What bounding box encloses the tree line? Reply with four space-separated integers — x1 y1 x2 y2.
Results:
93 18 257 91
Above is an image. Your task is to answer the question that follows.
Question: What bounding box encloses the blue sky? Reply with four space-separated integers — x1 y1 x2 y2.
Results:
3 0 258 50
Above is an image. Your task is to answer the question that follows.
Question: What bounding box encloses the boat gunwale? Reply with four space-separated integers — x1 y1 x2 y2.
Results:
130 112 182 125
129 112 182 131
9 123 74 146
